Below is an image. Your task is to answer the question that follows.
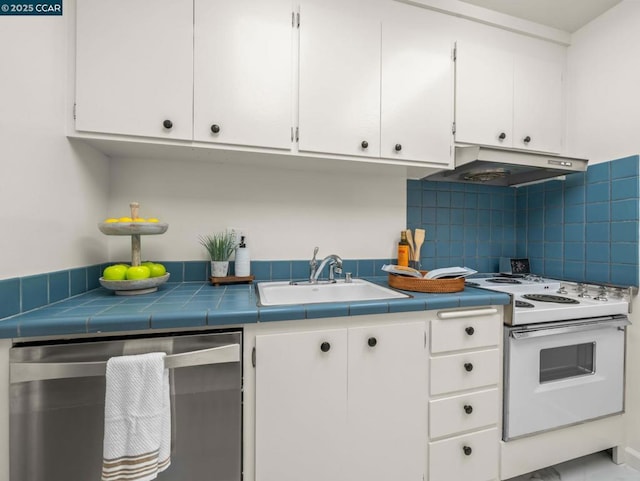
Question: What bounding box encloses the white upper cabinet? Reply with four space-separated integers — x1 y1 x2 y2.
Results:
297 1 381 158
380 7 454 165
297 1 454 166
454 42 513 149
75 0 193 140
455 41 564 154
193 0 293 150
513 54 564 153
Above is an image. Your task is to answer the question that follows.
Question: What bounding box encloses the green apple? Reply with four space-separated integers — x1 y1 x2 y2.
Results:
141 261 155 268
148 263 167 278
103 265 127 281
125 265 151 280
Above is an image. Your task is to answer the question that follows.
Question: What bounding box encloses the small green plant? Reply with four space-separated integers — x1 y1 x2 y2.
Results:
199 232 237 261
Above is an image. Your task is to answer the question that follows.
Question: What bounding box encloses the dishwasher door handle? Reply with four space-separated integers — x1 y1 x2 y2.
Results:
10 343 241 384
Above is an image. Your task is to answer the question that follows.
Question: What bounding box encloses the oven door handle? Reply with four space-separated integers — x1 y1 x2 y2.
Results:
10 343 240 384
510 318 630 340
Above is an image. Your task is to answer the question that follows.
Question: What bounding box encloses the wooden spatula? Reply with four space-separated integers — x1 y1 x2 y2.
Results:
405 229 415 263
413 229 425 264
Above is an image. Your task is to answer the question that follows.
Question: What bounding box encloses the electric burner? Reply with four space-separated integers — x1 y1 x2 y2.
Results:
522 294 580 304
515 300 535 308
486 278 522 284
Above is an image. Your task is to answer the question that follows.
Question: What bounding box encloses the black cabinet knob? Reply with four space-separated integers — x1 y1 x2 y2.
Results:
367 337 377 347
320 342 331 353
394 144 402 152
163 119 173 129
524 135 531 143
464 362 473 372
361 140 368 149
463 446 473 456
498 132 506 140
211 124 221 134
464 404 473 414
465 326 475 336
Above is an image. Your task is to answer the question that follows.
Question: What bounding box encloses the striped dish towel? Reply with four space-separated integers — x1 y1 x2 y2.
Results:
102 352 171 481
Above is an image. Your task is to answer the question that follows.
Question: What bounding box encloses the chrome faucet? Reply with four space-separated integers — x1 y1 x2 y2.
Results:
309 246 319 282
310 253 343 283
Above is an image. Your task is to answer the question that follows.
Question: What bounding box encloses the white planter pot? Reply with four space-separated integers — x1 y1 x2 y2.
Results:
211 261 229 277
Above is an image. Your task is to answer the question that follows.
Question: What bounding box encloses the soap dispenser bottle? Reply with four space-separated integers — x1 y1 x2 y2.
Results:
235 236 251 277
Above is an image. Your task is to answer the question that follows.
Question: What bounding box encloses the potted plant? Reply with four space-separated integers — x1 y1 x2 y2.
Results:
199 232 237 277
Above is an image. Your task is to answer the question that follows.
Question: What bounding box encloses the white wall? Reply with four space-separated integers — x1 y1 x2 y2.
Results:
565 0 640 461
0 13 110 280
566 0 640 163
107 153 407 262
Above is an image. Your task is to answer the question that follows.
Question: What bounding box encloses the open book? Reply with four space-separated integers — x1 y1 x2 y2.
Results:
382 265 477 279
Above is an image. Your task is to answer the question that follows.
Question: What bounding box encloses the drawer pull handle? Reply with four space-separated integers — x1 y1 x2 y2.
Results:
464 404 473 414
320 342 331 353
367 337 377 347
464 362 473 372
463 445 473 456
162 119 173 129
437 308 498 319
465 326 475 336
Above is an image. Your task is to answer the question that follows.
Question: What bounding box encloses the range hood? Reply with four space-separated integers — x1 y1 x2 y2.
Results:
425 145 588 186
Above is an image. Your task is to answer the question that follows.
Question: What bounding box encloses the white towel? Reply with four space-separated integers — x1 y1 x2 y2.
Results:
102 352 171 481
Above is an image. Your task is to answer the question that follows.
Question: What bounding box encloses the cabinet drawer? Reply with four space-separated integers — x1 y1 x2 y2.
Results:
429 388 499 439
431 316 501 354
429 428 499 481
430 349 500 396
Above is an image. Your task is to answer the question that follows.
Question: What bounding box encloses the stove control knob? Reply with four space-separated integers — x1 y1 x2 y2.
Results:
557 286 568 295
594 286 609 302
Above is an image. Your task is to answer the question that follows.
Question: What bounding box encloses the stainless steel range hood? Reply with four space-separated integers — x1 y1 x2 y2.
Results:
425 145 588 186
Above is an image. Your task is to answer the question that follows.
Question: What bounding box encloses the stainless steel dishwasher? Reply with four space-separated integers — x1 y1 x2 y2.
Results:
9 329 242 481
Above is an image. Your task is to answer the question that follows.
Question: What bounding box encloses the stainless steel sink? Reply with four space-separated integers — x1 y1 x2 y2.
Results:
257 279 410 306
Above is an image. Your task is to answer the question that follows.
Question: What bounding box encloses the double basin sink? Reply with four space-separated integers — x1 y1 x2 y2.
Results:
257 278 410 306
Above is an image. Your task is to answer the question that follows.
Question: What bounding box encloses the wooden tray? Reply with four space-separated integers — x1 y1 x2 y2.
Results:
209 275 255 286
387 272 464 293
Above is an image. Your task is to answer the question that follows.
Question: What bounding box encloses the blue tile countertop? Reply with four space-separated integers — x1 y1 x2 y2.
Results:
0 277 510 339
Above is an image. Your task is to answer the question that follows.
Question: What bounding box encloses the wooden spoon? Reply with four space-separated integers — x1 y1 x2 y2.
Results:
413 229 425 264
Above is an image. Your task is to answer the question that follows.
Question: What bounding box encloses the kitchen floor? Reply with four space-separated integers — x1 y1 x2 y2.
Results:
507 451 640 480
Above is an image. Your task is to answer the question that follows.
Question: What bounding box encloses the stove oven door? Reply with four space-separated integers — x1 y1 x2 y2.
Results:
503 315 629 441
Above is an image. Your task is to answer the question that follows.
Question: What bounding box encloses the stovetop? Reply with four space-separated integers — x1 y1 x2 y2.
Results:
466 275 631 325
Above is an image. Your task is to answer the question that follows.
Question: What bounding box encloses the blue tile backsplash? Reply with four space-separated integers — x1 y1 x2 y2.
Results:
409 154 639 286
1 156 637 322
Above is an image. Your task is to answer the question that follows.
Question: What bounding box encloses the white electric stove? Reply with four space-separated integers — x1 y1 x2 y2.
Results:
466 275 631 325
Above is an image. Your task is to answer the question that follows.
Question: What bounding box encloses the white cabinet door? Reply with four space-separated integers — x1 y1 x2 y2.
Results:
75 0 193 140
255 329 348 481
455 42 513 148
348 322 427 481
381 15 453 165
513 54 564 153
298 1 381 157
193 0 293 149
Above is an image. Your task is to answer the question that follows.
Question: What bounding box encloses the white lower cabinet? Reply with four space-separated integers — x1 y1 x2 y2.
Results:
428 308 502 481
254 321 427 481
429 428 500 481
